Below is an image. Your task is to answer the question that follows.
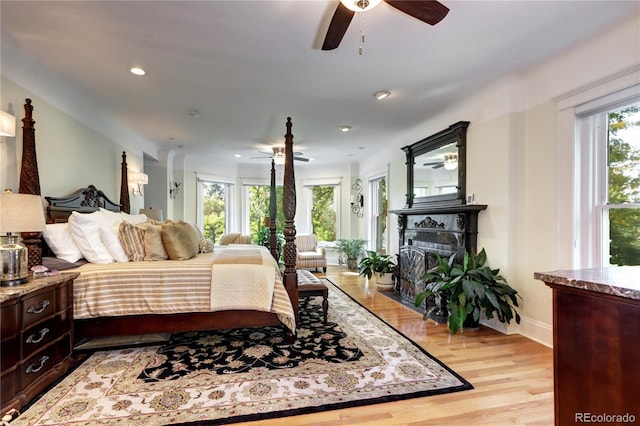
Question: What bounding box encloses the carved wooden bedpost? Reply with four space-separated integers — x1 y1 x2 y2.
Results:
282 117 299 324
18 99 44 270
269 159 279 261
120 151 130 213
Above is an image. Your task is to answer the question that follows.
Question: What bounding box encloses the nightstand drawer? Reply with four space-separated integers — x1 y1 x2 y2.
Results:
22 315 65 360
20 334 70 390
22 289 56 328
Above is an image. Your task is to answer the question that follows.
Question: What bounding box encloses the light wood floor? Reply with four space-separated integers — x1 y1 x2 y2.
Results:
252 265 554 426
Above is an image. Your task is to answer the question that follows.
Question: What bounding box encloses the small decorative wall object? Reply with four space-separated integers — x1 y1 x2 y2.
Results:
169 181 182 199
351 178 364 218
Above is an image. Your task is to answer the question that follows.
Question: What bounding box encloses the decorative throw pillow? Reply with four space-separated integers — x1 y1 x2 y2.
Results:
100 208 147 225
141 223 168 261
98 224 130 263
67 212 114 263
118 221 146 262
42 223 83 263
161 221 200 260
199 238 214 254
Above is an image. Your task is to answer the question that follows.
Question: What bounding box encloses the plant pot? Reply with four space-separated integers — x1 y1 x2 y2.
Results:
375 272 394 289
463 316 480 331
346 258 358 270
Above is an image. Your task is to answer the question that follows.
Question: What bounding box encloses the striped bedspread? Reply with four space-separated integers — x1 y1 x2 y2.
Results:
69 245 295 331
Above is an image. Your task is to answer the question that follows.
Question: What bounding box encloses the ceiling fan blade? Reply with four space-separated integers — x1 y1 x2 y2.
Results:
322 2 355 50
384 0 449 26
293 156 310 162
432 164 444 169
423 161 442 166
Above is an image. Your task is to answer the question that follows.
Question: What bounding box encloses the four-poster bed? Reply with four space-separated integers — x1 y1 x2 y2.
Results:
19 96 300 342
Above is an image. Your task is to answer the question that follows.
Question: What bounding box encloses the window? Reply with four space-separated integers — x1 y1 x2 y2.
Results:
576 101 640 266
311 185 337 242
246 184 284 243
368 176 388 253
197 178 231 243
605 105 640 265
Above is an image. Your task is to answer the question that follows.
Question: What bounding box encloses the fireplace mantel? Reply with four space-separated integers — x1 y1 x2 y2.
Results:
390 204 487 258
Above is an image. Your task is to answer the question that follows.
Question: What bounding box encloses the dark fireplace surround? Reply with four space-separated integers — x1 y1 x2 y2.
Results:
390 205 487 305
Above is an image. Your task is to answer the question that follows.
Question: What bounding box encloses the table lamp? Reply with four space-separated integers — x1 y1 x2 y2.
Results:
0 190 46 286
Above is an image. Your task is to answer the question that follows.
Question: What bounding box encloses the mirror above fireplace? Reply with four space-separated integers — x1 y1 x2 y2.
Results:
402 121 469 208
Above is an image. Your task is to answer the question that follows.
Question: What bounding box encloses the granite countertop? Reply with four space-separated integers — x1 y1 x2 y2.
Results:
534 266 640 301
0 272 80 303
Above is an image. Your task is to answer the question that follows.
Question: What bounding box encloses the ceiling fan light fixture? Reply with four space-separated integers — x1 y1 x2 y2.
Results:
444 154 458 171
340 0 383 12
374 90 391 100
130 66 146 76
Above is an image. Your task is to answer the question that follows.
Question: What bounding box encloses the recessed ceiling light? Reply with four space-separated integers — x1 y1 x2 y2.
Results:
130 67 146 76
340 125 352 132
188 109 200 118
234 154 242 158
373 90 391 100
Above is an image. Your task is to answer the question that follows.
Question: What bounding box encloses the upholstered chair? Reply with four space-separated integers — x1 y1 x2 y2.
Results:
295 234 327 272
219 233 252 245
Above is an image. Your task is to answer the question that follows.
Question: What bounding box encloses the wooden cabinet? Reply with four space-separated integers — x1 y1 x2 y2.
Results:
0 273 78 416
535 268 640 425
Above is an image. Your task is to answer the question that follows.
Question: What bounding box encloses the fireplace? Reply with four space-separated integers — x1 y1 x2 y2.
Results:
391 205 487 306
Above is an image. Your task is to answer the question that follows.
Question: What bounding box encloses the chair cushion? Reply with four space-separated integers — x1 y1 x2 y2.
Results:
295 234 317 252
298 269 323 285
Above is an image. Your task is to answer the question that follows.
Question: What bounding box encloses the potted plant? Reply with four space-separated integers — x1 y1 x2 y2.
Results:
335 238 367 270
359 251 396 289
415 248 521 334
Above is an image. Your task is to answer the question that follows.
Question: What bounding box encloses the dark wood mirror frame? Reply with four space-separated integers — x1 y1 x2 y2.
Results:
402 121 469 208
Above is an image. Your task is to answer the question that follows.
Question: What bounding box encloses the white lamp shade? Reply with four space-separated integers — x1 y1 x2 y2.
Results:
128 171 148 184
140 207 164 221
0 192 46 233
0 111 16 137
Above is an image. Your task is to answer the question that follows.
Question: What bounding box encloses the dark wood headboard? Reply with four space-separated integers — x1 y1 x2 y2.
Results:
45 185 121 223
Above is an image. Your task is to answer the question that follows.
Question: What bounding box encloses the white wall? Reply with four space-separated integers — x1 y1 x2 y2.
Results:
0 77 145 215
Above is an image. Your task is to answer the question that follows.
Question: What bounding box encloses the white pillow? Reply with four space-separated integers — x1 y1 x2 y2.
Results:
42 223 83 263
68 212 114 263
99 224 129 262
100 208 147 225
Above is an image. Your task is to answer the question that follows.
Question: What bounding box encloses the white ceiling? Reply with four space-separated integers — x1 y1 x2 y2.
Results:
2 1 638 169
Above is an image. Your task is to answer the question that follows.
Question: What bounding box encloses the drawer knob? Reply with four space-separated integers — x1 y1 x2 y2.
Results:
27 299 50 314
26 327 50 344
26 355 49 374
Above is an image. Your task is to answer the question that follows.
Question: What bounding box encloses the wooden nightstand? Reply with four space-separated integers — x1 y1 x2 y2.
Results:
1 272 78 416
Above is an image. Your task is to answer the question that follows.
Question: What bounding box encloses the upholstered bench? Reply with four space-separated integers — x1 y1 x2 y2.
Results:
297 269 328 324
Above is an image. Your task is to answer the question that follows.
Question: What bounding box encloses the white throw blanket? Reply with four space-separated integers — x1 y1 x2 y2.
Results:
210 261 276 312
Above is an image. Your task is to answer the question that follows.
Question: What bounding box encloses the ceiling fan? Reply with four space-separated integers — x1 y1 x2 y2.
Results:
424 154 457 170
253 147 309 164
322 0 449 51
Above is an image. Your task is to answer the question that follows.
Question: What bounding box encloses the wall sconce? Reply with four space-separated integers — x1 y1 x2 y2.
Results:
0 189 46 286
351 178 364 218
0 111 16 137
129 171 148 196
169 181 182 199
443 154 458 171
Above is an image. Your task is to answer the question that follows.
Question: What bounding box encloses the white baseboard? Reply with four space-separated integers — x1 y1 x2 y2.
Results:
481 315 553 348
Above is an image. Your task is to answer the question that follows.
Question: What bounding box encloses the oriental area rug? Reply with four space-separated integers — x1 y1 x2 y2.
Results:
12 280 472 425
